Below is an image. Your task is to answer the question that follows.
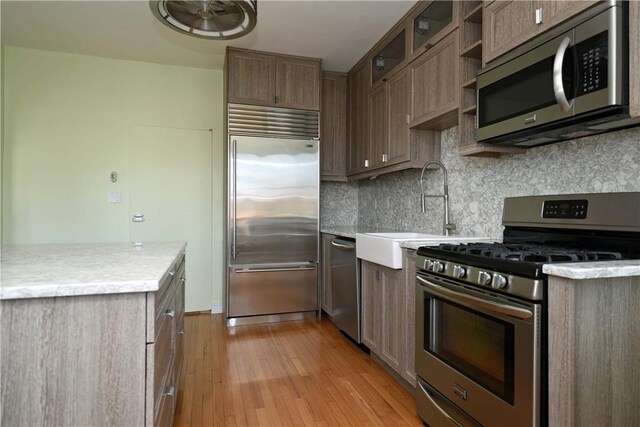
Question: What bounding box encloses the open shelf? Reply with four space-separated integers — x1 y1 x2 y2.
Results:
462 104 477 115
463 4 483 24
462 77 477 89
460 40 482 59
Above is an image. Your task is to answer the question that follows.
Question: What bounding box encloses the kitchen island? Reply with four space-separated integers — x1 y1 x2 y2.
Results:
0 242 186 427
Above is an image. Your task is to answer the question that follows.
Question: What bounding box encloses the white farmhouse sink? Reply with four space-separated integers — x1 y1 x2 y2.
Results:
356 232 445 269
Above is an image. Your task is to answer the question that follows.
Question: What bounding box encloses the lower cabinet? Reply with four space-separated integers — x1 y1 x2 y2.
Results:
361 253 416 386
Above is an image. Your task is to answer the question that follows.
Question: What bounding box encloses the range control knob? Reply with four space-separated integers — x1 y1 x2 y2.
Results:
425 259 434 271
478 271 492 286
491 274 508 289
433 261 445 273
453 265 467 278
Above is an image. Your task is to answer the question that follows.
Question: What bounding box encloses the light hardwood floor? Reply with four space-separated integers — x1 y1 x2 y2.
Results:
174 313 422 427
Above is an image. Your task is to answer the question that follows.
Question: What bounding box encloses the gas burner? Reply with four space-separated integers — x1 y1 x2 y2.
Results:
434 242 623 263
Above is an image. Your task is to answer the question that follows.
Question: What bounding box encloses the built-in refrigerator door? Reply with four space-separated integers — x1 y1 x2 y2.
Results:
229 135 319 266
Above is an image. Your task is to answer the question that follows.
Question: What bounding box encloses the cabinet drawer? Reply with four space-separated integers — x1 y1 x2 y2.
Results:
147 253 183 342
147 292 176 412
153 355 177 427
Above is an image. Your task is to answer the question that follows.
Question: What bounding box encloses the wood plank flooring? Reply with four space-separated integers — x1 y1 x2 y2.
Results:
174 313 422 427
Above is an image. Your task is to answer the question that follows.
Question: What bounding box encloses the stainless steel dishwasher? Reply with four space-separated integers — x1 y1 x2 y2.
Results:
329 237 360 343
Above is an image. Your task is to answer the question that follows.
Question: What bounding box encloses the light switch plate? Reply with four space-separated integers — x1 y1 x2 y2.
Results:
108 192 121 203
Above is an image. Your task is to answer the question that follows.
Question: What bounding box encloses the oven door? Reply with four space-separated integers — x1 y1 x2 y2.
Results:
415 273 541 427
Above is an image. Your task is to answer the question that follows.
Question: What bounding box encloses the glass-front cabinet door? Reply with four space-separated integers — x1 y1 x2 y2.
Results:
371 29 406 85
409 0 457 60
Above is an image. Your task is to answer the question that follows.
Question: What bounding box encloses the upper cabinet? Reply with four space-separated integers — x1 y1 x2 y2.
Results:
408 0 459 61
227 48 321 111
320 72 348 181
276 57 321 110
347 61 371 175
410 30 459 128
371 29 407 86
483 1 599 64
227 50 276 107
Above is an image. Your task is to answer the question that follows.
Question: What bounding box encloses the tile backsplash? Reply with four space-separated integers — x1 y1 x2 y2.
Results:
321 126 640 238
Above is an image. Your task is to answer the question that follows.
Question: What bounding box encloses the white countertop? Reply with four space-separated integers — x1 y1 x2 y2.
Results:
543 260 640 280
0 242 186 300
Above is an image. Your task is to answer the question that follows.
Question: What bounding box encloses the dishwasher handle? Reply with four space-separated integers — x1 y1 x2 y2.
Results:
331 240 355 250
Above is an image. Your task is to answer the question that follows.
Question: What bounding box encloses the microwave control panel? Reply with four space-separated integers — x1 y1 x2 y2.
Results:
542 199 588 219
576 31 608 95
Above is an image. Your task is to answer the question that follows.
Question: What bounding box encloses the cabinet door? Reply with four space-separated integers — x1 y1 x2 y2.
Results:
361 261 382 354
402 250 417 386
348 62 371 175
275 57 321 110
321 234 333 315
368 84 388 169
541 1 599 31
320 72 348 181
408 0 458 62
227 50 276 106
386 68 411 166
410 31 459 125
483 1 541 63
380 267 404 375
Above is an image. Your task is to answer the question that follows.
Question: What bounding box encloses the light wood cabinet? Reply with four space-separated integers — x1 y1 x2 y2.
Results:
227 48 321 111
387 69 411 165
402 249 417 386
410 30 459 127
483 0 599 64
361 261 382 354
276 57 321 110
407 0 460 63
227 49 276 107
320 72 348 181
347 61 370 175
380 267 404 374
1 251 186 427
368 83 388 169
361 258 413 382
320 233 333 315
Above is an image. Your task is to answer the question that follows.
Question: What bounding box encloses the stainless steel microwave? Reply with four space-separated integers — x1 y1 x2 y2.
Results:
476 1 637 147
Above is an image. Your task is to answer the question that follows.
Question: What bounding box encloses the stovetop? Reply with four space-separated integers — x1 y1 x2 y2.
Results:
418 241 635 279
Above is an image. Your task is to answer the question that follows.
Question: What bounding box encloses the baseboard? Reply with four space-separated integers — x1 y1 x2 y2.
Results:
211 303 223 313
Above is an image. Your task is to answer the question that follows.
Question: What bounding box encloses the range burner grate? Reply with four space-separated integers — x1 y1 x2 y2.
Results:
436 242 623 263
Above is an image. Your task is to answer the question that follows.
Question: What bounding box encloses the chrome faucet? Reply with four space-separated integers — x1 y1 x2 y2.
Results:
420 161 456 236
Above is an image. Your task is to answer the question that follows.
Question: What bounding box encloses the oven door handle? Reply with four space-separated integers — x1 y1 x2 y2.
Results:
417 381 464 427
416 275 533 320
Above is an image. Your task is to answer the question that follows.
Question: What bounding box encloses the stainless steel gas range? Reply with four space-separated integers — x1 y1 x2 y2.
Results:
414 192 640 427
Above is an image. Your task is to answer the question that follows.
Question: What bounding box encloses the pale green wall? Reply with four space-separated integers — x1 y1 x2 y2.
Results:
2 46 225 310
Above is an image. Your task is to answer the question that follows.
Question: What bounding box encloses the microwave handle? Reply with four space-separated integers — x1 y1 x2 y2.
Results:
553 36 574 113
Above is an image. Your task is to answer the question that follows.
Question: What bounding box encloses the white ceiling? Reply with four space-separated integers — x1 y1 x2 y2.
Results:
1 0 416 72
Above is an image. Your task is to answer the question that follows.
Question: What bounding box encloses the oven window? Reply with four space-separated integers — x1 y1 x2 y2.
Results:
425 297 515 404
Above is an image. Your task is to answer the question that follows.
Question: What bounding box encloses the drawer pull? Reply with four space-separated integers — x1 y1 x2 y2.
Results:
178 330 185 335
163 385 176 397
165 308 175 318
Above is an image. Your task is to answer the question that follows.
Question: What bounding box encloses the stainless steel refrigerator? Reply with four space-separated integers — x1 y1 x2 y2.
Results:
226 104 319 323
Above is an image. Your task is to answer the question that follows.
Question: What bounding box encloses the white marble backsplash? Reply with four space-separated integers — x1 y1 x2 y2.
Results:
321 126 640 238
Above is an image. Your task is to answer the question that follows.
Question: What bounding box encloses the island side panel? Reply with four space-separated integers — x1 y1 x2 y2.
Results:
1 292 147 426
548 275 640 427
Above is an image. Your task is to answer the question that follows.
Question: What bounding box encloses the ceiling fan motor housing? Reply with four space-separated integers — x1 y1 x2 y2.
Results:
150 0 257 40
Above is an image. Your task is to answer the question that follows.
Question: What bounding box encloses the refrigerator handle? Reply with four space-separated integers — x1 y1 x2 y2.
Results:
231 139 237 260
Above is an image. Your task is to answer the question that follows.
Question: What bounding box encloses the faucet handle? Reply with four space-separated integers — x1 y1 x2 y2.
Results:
421 194 426 213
